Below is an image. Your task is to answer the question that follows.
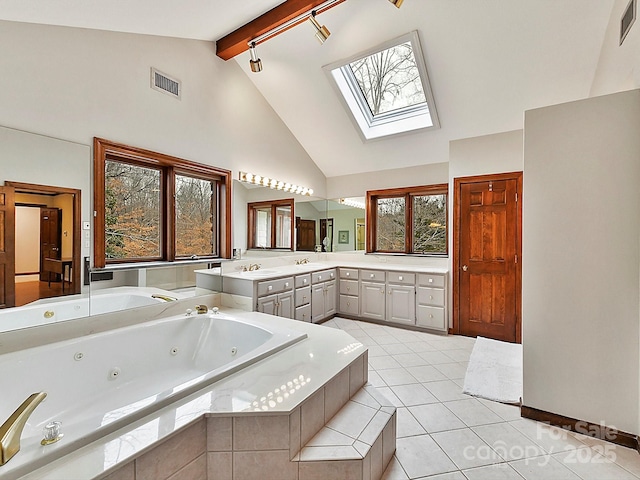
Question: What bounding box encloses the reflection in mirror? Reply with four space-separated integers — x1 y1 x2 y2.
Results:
0 125 90 333
327 197 366 252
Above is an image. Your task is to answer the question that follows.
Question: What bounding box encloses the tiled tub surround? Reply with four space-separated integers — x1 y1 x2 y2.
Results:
5 309 393 479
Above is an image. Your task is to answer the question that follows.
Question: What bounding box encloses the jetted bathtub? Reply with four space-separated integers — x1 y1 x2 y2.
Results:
0 311 307 478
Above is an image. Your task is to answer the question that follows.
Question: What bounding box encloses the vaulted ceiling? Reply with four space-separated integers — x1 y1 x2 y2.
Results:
0 0 615 177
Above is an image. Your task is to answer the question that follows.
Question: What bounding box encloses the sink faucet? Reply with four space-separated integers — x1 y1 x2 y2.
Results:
248 263 261 271
1 392 47 466
151 294 178 302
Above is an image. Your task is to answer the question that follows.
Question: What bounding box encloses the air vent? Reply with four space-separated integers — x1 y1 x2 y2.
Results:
151 68 181 99
620 0 636 45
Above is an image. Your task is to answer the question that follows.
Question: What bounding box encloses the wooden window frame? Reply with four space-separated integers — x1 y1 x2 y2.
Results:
93 138 231 268
247 198 295 251
366 184 448 255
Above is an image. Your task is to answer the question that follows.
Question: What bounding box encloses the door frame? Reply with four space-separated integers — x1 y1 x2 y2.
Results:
6 181 82 294
452 171 523 343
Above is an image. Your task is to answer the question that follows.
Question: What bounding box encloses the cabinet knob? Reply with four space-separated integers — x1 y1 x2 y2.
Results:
330 273 334 278
370 274 375 278
346 286 350 291
303 296 307 301
268 285 273 291
347 302 350 307
429 278 433 283
429 314 434 318
381 289 384 294
399 276 403 281
304 279 307 284
430 295 433 300
285 282 289 287
346 272 350 276
318 275 322 280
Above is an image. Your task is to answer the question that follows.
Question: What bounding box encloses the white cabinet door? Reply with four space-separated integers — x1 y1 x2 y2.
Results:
360 281 385 321
311 284 325 323
387 284 415 325
278 291 294 319
257 294 278 316
325 280 337 317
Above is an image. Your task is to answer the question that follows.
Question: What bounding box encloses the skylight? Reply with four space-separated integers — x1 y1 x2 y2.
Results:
325 31 439 141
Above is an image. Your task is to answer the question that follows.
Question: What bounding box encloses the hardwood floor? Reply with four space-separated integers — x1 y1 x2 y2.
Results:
15 279 73 307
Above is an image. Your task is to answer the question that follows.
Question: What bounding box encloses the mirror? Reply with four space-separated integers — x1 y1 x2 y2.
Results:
326 198 366 252
0 125 91 332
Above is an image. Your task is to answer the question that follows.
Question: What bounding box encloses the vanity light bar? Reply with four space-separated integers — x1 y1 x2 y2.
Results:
339 197 366 209
239 171 314 196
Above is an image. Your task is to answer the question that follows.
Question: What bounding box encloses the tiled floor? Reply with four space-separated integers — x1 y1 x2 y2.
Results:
323 317 640 480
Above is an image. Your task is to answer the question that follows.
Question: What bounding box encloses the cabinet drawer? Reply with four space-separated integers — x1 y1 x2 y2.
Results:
417 273 445 288
416 305 446 330
361 269 385 283
312 269 336 284
295 286 311 307
387 271 415 285
295 304 311 323
339 294 359 316
257 277 294 297
339 268 359 280
295 274 311 288
416 286 445 307
340 279 358 296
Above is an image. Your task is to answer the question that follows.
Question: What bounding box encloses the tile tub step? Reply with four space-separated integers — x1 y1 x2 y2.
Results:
293 385 397 480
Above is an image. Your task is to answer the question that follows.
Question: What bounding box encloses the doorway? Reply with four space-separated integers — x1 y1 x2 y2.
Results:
296 217 316 251
320 218 334 252
6 181 82 306
453 172 522 343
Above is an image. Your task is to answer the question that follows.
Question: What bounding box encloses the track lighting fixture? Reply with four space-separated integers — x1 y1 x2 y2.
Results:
248 42 262 73
309 11 331 44
388 0 404 7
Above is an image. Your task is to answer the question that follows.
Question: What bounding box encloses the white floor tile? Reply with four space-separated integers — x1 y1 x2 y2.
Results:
422 380 470 402
408 403 466 433
389 383 438 407
433 362 468 380
462 463 523 480
418 351 458 365
375 387 404 408
369 355 403 371
405 341 438 353
395 435 458 478
381 343 414 355
509 455 582 480
432 428 502 470
377 368 419 387
443 399 504 427
381 456 409 480
552 448 639 480
472 422 546 461
395 407 427 438
508 419 587 454
404 365 448 383
477 399 522 421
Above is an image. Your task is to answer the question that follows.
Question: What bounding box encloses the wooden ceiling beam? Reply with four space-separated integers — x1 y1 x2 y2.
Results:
216 0 345 60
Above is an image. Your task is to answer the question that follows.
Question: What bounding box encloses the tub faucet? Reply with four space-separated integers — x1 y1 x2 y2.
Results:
151 294 178 302
0 392 47 466
195 304 209 314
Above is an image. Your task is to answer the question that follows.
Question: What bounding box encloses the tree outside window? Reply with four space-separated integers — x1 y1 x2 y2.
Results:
367 185 447 255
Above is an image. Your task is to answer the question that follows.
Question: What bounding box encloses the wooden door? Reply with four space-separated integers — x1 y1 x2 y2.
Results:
296 218 316 251
40 207 62 281
0 186 16 308
455 173 522 343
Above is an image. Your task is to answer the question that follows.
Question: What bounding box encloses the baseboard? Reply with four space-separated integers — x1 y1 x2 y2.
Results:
521 405 640 452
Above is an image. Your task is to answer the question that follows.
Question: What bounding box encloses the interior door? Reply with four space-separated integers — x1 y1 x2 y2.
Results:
0 186 16 308
455 173 522 343
296 218 316 251
40 207 62 281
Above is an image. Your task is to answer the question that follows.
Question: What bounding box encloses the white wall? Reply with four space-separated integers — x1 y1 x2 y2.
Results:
326 163 449 199
0 20 326 198
15 206 40 274
522 89 640 435
590 0 640 96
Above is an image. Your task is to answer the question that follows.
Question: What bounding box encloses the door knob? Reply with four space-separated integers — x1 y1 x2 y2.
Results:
462 265 468 272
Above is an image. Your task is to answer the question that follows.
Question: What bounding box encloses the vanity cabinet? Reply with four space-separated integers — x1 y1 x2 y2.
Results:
256 277 294 319
338 268 359 316
386 272 416 325
311 269 337 323
295 274 311 322
360 270 386 321
416 273 447 331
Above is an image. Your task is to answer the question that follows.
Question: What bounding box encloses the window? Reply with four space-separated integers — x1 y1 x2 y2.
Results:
94 138 231 267
366 184 447 255
248 199 294 250
325 31 439 140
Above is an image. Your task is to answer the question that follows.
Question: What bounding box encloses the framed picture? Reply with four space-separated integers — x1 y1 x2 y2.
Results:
338 230 349 244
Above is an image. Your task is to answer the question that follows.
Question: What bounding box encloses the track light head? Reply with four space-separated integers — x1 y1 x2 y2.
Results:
248 42 263 73
309 11 330 44
388 0 404 8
